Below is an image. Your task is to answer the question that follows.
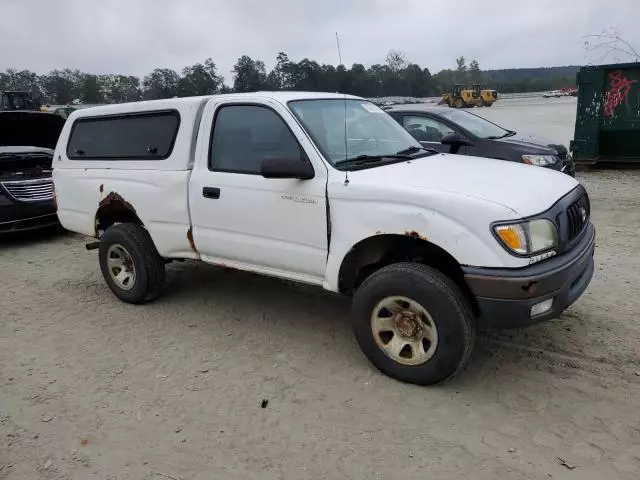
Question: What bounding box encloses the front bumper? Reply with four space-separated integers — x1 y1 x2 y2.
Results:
0 191 58 233
0 213 59 233
560 157 576 177
463 223 595 328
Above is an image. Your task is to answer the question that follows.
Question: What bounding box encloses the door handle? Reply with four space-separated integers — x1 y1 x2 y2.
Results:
203 187 220 199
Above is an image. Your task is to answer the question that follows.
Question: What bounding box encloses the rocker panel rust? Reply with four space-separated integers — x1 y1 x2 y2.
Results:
186 226 197 253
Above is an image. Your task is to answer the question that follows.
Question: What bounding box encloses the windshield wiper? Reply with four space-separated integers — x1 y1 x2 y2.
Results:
396 145 439 155
334 153 411 167
334 146 439 167
487 130 517 139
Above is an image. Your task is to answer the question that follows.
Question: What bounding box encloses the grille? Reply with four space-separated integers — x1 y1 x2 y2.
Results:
1 178 54 202
566 191 590 241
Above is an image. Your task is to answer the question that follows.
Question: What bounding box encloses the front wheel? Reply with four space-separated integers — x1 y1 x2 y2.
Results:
476 98 485 107
352 263 475 385
98 223 166 304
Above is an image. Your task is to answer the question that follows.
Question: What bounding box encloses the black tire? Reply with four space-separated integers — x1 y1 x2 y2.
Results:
352 263 475 385
454 98 464 109
476 98 485 107
98 223 165 304
485 102 493 107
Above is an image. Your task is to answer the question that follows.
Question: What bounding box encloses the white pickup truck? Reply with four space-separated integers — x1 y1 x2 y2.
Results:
53 92 595 385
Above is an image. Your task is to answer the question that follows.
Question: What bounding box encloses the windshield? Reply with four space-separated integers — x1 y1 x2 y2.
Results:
439 109 509 139
288 99 420 167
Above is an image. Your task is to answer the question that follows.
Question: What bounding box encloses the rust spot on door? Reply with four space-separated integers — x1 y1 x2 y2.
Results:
187 226 197 253
98 191 137 214
405 230 428 241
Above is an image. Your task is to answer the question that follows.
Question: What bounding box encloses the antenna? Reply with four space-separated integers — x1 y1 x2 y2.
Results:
336 32 349 185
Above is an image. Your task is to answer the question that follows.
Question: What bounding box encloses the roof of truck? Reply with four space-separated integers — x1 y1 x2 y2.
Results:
71 91 364 117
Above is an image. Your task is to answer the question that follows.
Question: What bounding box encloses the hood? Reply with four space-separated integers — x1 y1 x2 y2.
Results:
346 153 579 217
0 145 54 155
0 111 65 150
495 132 567 156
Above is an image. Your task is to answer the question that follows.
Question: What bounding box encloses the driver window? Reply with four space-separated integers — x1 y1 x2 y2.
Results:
210 105 303 174
403 115 454 143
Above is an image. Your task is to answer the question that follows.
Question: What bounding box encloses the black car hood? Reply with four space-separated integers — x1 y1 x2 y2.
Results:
494 133 566 156
0 111 65 150
0 145 54 155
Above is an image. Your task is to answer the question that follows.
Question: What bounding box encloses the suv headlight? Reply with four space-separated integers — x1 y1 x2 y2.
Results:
522 155 558 166
494 219 558 255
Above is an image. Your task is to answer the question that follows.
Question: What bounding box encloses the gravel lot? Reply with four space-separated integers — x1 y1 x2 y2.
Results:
2 98 640 479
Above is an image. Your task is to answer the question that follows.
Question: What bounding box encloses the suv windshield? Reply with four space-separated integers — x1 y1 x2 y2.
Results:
439 109 510 139
289 99 421 167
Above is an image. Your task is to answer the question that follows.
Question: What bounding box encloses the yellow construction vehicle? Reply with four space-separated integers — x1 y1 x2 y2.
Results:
442 85 477 108
442 84 498 108
471 84 498 107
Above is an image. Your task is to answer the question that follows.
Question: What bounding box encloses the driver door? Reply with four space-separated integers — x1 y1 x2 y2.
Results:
189 100 329 284
400 115 460 154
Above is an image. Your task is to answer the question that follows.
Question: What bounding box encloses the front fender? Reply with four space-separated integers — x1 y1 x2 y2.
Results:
323 197 519 292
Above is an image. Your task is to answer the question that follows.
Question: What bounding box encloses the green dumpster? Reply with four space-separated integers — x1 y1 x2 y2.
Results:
571 62 640 165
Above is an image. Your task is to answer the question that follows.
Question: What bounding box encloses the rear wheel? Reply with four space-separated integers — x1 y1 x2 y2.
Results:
476 98 485 107
352 263 475 385
98 223 165 304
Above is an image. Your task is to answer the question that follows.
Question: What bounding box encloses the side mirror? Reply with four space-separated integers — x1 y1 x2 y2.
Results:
261 156 315 180
440 132 469 146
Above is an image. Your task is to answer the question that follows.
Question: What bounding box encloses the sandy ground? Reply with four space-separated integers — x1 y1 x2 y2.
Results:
1 170 639 480
2 97 640 479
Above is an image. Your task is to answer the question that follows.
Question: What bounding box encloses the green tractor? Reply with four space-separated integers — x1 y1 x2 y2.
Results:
0 91 42 112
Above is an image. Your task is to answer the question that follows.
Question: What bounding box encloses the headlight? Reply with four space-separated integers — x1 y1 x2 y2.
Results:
522 155 558 166
494 219 558 255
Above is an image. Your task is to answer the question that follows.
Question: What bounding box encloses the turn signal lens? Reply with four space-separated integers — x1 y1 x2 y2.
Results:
495 225 527 254
494 219 558 257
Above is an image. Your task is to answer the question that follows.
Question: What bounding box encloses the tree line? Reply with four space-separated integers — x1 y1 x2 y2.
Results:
0 51 580 105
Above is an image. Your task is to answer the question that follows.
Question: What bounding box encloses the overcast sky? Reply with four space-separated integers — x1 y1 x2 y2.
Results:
2 0 638 81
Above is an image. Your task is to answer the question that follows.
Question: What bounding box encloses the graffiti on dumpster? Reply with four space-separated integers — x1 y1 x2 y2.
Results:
603 70 638 118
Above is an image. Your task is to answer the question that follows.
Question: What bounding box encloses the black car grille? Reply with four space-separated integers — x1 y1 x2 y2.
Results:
0 177 54 202
566 191 590 241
